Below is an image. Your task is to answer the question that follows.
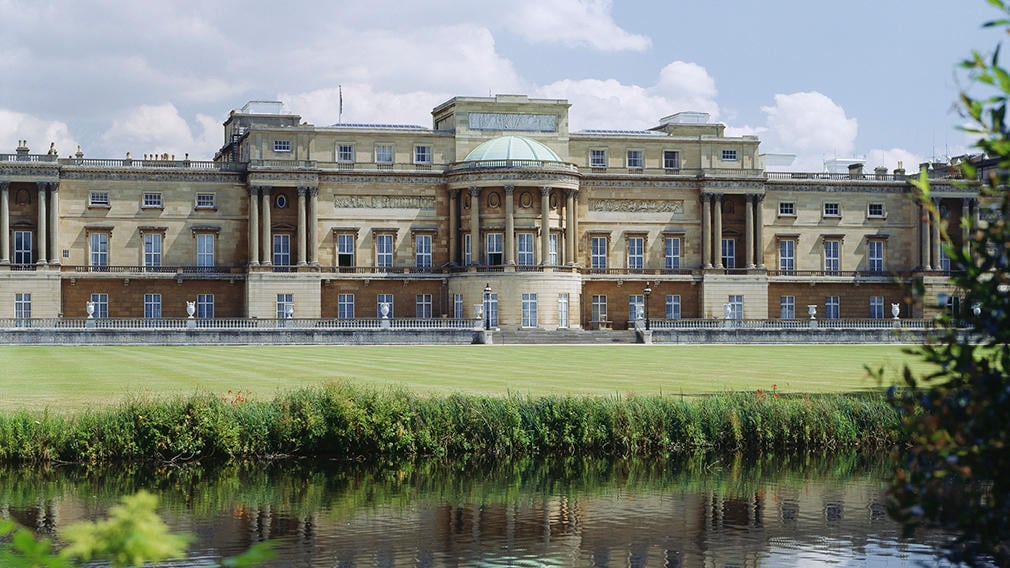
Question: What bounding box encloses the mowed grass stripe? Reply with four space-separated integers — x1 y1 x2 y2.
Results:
0 344 926 411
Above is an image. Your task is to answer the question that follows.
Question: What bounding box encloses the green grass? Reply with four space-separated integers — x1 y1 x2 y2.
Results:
0 345 926 412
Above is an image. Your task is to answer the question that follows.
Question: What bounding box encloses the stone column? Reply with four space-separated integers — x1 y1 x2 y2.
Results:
754 194 765 267
36 183 47 266
48 183 60 264
701 193 712 269
962 198 971 251
565 189 576 265
745 194 755 268
248 186 260 266
713 193 724 269
931 198 942 270
504 185 515 266
308 187 319 266
0 182 9 264
571 190 580 265
540 187 551 265
448 188 458 265
261 187 272 266
469 186 480 265
296 187 308 266
920 201 931 270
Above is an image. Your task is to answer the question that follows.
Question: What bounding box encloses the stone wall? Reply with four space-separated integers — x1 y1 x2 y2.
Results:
646 327 938 344
0 328 479 346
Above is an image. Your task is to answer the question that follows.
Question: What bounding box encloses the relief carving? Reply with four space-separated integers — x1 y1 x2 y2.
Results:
589 199 685 214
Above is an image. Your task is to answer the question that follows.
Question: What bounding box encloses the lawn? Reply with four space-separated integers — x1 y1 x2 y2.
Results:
0 344 928 412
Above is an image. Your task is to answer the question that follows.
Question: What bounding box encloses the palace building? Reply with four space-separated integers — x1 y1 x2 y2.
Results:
0 94 979 329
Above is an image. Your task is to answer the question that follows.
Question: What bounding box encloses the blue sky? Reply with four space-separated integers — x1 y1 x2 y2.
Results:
0 0 997 170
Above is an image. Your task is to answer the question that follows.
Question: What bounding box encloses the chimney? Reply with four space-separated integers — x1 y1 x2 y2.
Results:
848 163 864 178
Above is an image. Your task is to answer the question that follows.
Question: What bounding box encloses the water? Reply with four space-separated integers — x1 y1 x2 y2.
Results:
2 452 961 566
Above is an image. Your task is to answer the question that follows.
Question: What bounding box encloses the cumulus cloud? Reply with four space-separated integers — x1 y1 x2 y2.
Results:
282 85 452 128
0 110 79 157
748 92 857 171
101 103 218 159
506 0 650 52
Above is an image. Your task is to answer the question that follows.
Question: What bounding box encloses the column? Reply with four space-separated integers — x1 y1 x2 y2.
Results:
469 186 480 266
448 188 458 265
308 187 319 266
920 202 931 270
504 185 515 266
565 189 576 265
48 183 60 264
701 193 712 269
754 194 765 267
713 193 723 269
296 187 308 266
36 183 48 266
745 194 755 268
540 187 551 266
0 182 9 264
571 189 579 265
931 198 942 271
248 186 260 266
962 198 971 251
261 187 272 266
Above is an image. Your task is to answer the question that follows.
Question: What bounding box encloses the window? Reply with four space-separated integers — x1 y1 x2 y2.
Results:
377 294 394 318
727 295 744 319
14 293 31 320
779 202 795 216
376 234 394 268
779 239 795 273
463 234 472 266
626 149 644 169
486 233 503 266
453 294 464 319
590 149 607 168
591 294 608 323
143 233 162 267
721 238 736 269
517 233 535 266
780 296 795 319
13 231 32 265
337 234 355 267
627 236 644 270
663 150 680 169
272 234 291 267
484 292 499 328
549 234 559 266
197 294 214 319
90 293 109 318
273 140 292 153
196 234 215 268
868 203 885 218
940 250 952 272
334 293 354 319
558 293 569 328
823 202 841 217
868 240 884 272
195 193 216 209
415 234 432 268
276 293 294 319
144 293 162 319
870 296 884 319
521 293 538 327
414 145 432 164
628 295 644 322
722 149 738 161
416 294 433 318
375 144 394 164
89 191 110 207
591 236 607 269
142 193 162 208
825 296 840 319
337 144 354 163
666 295 682 320
664 237 681 270
824 240 840 274
90 233 109 268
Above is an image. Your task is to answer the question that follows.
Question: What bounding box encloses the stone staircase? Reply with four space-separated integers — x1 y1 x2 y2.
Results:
492 329 639 345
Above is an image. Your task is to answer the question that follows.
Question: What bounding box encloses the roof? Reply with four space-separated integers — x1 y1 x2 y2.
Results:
463 136 561 162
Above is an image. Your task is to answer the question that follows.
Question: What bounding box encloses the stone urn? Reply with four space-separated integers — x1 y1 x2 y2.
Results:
808 305 817 320
187 301 196 319
379 302 390 320
86 301 95 319
891 303 900 319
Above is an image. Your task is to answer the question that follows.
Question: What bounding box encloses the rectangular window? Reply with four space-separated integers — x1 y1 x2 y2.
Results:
196 234 214 268
549 233 559 266
868 240 884 272
823 202 841 217
484 292 499 328
89 191 109 207
376 234 394 268
143 233 162 267
825 296 840 319
627 236 644 270
377 294 394 318
663 150 680 169
463 234 472 266
14 293 31 320
870 296 884 319
276 293 294 319
626 149 644 169
272 234 291 267
90 293 109 318
375 144 394 164
664 237 681 270
13 230 32 265
337 144 354 163
779 239 795 273
415 234 432 268
591 236 608 269
337 293 354 319
337 234 355 267
197 294 214 319
273 140 291 153
940 250 952 272
416 294 433 318
868 203 885 218
142 192 162 208
486 233 503 265
591 294 608 323
721 238 736 269
780 296 795 319
628 295 644 322
90 233 109 267
144 293 162 319
453 293 464 319
779 202 795 216
590 149 607 168
195 193 216 209
727 295 744 319
517 233 535 266
722 149 738 161
666 295 682 320
521 293 538 328
558 293 569 328
824 240 840 274
414 145 432 164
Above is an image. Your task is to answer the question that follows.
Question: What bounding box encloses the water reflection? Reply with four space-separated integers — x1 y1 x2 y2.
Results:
0 452 958 566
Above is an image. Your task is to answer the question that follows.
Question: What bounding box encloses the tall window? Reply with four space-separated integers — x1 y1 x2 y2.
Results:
517 233 534 266
463 234 472 266
415 234 432 269
591 236 607 269
414 145 432 164
824 240 840 274
486 233 503 265
272 234 291 268
337 144 354 163
90 293 109 318
558 293 569 328
779 240 795 273
666 295 681 320
453 294 464 319
13 230 32 265
626 149 643 169
825 296 840 319
663 150 680 169
144 293 162 319
628 295 644 322
276 293 294 319
591 294 608 323
870 296 884 319
14 293 31 320
627 237 644 270
90 232 109 268
375 144 394 164
590 149 607 168
664 237 681 270
484 292 499 328
940 250 952 272
377 294 394 318
416 294 433 318
337 234 355 267
721 238 736 269
868 240 884 272
549 233 559 265
144 233 162 268
376 234 394 268
337 294 354 319
196 234 214 269
727 295 744 319
197 294 214 319
521 293 538 327
780 296 795 319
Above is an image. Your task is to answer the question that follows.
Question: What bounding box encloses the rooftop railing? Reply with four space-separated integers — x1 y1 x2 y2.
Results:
0 153 244 171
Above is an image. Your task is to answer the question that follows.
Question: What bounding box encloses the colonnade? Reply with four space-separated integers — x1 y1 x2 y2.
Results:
0 181 60 266
920 197 976 270
700 192 764 269
247 185 318 266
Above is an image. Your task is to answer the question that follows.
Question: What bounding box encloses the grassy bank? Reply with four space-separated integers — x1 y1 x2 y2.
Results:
0 383 900 464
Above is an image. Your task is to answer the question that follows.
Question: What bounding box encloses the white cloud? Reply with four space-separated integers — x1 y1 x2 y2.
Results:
101 104 218 159
281 85 450 128
0 110 79 157
866 148 925 173
506 0 650 52
754 92 858 171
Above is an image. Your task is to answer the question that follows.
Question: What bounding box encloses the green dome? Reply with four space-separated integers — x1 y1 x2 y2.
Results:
463 136 561 162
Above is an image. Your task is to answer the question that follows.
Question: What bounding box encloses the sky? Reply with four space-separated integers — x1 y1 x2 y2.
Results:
0 0 1000 171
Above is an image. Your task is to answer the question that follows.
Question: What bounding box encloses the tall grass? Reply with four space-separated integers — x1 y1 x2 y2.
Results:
0 383 900 464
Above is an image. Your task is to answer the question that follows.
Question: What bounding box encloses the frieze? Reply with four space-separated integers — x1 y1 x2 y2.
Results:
0 166 60 181
468 112 557 132
50 170 237 183
701 180 765 191
449 172 579 184
581 180 697 189
334 195 435 210
248 172 319 184
589 199 685 214
321 175 441 185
